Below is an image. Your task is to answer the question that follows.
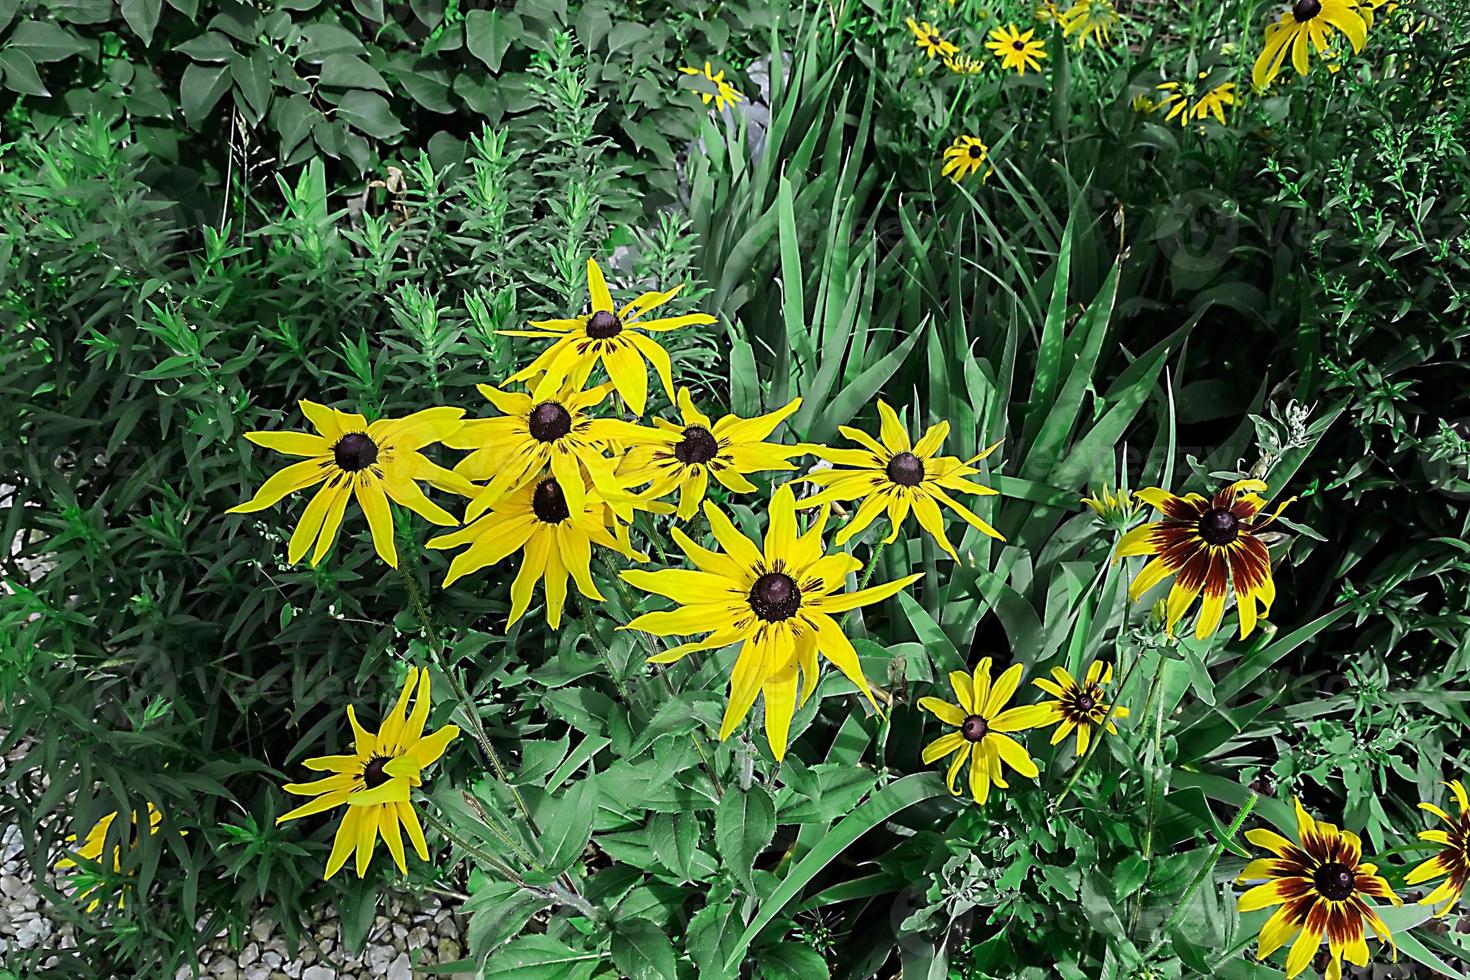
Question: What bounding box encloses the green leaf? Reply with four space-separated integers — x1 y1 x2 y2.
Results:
482 936 600 980
333 89 404 140
686 901 743 980
465 9 521 74
758 942 831 980
175 32 235 62
179 62 230 126
119 0 162 44
319 54 390 92
611 917 677 980
537 776 597 876
6 20 93 62
724 774 947 972
714 784 775 891
0 49 48 96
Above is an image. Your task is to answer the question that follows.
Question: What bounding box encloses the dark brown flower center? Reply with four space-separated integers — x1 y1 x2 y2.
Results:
1313 861 1355 902
961 715 989 741
674 425 720 465
1013 39 1025 49
531 478 571 524
362 755 392 789
749 572 801 622
528 401 572 443
886 451 925 487
1198 507 1239 546
1076 694 1096 712
1293 0 1322 21
586 310 622 339
334 432 378 472
968 144 983 158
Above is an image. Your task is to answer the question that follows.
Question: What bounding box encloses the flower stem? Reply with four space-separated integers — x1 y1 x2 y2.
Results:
1142 792 1257 960
396 560 531 825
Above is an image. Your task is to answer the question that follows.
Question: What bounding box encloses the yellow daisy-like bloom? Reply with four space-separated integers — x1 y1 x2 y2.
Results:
1406 779 1470 916
918 658 1048 804
228 403 475 568
943 53 985 75
1081 483 1139 529
1131 91 1161 113
277 668 459 880
1156 72 1239 126
1114 479 1293 639
940 136 994 183
429 475 649 628
445 378 624 523
799 401 1005 560
502 258 717 417
906 18 959 60
1035 0 1063 22
1028 662 1129 755
609 388 804 520
986 24 1048 75
1236 798 1401 980
677 62 744 112
1252 0 1369 90
1059 0 1120 48
56 804 165 912
619 484 922 760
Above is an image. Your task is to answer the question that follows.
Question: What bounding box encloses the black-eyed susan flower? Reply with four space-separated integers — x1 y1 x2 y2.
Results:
1035 0 1063 22
445 378 624 523
1406 779 1470 916
918 658 1048 804
943 53 985 75
277 668 459 880
56 804 164 912
1059 0 1120 48
940 136 994 183
1236 798 1401 980
1114 479 1293 639
677 62 744 112
1252 0 1369 89
1081 483 1140 531
429 476 650 628
906 17 959 60
609 388 804 520
502 258 717 417
799 401 1004 560
1156 71 1239 126
619 484 922 760
986 24 1048 75
1028 662 1129 755
228 403 475 568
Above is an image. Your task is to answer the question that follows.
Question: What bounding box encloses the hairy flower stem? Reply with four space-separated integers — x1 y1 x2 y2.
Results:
578 597 633 705
1050 648 1146 812
396 561 532 825
1142 792 1258 961
1128 654 1171 935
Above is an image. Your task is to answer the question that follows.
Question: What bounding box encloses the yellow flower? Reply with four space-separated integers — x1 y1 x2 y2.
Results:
1059 0 1120 48
56 804 165 912
277 668 459 880
1114 480 1294 639
1405 779 1470 916
428 475 650 628
1081 483 1139 528
1131 91 1161 114
1252 0 1369 90
228 403 475 568
799 401 1004 560
1236 798 1401 980
940 136 994 183
609 388 804 520
502 258 717 417
906 17 960 60
677 62 744 112
619 484 922 760
986 24 1048 74
445 377 625 523
1028 662 1129 755
1156 71 1239 126
942 53 986 74
1035 0 1063 22
918 658 1048 804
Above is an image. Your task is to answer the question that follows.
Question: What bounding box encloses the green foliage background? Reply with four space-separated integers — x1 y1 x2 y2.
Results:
1 0 1469 976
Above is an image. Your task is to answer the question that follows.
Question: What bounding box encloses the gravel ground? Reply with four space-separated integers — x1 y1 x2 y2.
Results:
0 737 467 979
